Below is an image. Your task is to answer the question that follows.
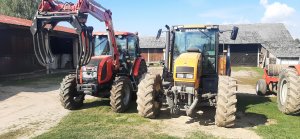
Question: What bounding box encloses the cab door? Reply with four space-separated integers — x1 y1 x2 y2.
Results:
127 36 138 62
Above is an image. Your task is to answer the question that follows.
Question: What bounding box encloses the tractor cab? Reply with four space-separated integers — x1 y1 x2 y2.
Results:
172 25 220 76
93 32 140 65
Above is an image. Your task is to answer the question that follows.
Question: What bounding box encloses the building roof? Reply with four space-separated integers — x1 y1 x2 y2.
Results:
220 23 299 58
0 14 76 34
219 23 294 44
139 37 165 49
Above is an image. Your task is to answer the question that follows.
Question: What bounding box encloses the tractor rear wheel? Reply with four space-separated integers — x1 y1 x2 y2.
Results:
256 79 267 96
59 74 85 110
215 76 237 128
137 73 163 119
278 68 300 115
110 76 132 113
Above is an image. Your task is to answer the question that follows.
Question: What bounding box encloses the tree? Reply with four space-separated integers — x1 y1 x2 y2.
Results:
0 0 40 20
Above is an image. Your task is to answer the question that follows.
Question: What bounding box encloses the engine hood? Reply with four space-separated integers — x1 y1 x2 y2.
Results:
173 52 202 82
86 55 112 67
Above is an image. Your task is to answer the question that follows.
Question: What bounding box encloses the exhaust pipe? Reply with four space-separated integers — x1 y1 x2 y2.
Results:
186 97 198 117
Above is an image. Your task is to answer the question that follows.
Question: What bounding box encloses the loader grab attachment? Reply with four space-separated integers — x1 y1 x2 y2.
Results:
30 0 119 69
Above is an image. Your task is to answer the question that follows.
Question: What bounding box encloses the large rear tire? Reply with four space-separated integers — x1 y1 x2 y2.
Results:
215 76 237 128
110 76 132 113
59 74 85 110
277 68 300 115
256 79 267 96
136 73 163 119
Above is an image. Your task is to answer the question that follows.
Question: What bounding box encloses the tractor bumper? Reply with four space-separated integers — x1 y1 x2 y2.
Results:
77 84 97 95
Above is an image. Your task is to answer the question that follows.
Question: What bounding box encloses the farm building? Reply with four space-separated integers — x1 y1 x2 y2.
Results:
140 23 300 67
219 23 300 67
139 37 165 63
0 15 78 76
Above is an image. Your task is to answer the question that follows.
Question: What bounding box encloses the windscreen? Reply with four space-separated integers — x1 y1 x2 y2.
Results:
173 29 217 74
94 35 127 56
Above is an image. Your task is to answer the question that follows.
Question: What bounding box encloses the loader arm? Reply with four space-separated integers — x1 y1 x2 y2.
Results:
30 0 119 70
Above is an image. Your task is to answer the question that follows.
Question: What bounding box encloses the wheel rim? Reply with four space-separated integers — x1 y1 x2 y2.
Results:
280 79 288 105
123 84 130 105
256 83 259 93
153 80 162 109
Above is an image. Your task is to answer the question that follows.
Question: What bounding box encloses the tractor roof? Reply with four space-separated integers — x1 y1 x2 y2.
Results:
174 24 219 29
93 31 136 36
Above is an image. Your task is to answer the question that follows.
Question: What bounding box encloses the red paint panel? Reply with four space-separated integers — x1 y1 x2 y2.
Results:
293 65 300 75
80 68 83 84
263 69 278 85
133 57 144 77
97 56 114 84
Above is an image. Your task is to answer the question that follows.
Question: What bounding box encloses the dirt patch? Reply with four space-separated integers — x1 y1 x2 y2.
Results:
232 70 258 78
151 106 262 139
0 85 69 139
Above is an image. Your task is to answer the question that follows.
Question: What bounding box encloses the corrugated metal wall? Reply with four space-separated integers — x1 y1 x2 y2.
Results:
0 25 76 76
140 48 164 62
0 26 43 75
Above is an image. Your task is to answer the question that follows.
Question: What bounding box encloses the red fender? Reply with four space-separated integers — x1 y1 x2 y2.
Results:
133 57 145 77
98 56 114 84
263 69 278 85
292 65 300 75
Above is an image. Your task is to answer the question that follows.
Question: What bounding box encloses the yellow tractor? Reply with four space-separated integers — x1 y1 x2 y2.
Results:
137 25 239 127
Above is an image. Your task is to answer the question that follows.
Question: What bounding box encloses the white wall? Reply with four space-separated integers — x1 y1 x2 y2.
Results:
276 57 300 65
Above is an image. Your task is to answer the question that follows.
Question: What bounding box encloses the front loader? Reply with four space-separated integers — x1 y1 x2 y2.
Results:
30 0 147 112
137 25 239 127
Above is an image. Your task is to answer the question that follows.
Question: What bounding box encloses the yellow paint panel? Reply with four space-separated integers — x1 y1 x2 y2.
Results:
183 24 207 29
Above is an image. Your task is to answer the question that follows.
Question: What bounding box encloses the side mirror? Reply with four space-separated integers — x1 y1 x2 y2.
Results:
230 26 239 40
156 29 162 40
165 25 170 30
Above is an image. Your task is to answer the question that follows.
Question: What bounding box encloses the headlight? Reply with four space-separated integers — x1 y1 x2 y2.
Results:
176 73 184 78
185 74 194 79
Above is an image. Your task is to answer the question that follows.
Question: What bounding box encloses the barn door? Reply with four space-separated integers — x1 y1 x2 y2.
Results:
230 45 258 67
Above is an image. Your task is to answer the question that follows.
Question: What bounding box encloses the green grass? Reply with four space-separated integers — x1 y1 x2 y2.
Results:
0 128 32 139
34 99 215 139
234 66 300 139
238 95 300 139
232 66 264 86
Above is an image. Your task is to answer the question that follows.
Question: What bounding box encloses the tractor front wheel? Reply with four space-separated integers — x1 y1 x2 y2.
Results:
110 76 132 113
256 79 267 96
215 76 237 128
137 73 163 119
277 68 300 115
59 74 85 110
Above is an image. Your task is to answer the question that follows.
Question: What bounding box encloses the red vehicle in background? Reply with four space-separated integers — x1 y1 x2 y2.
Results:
256 64 300 115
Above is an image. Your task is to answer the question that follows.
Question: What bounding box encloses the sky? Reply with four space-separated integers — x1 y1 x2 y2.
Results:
60 0 300 39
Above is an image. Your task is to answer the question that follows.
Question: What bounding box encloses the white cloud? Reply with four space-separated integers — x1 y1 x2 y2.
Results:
260 0 268 7
261 1 295 23
260 0 299 39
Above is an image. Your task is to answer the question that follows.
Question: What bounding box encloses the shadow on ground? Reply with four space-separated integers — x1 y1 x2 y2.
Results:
151 93 272 128
0 73 67 101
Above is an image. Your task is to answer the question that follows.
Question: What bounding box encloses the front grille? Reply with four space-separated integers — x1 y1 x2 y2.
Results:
176 66 194 73
175 82 195 87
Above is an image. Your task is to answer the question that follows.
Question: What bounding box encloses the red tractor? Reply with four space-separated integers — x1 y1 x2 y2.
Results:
256 64 300 115
30 0 147 112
